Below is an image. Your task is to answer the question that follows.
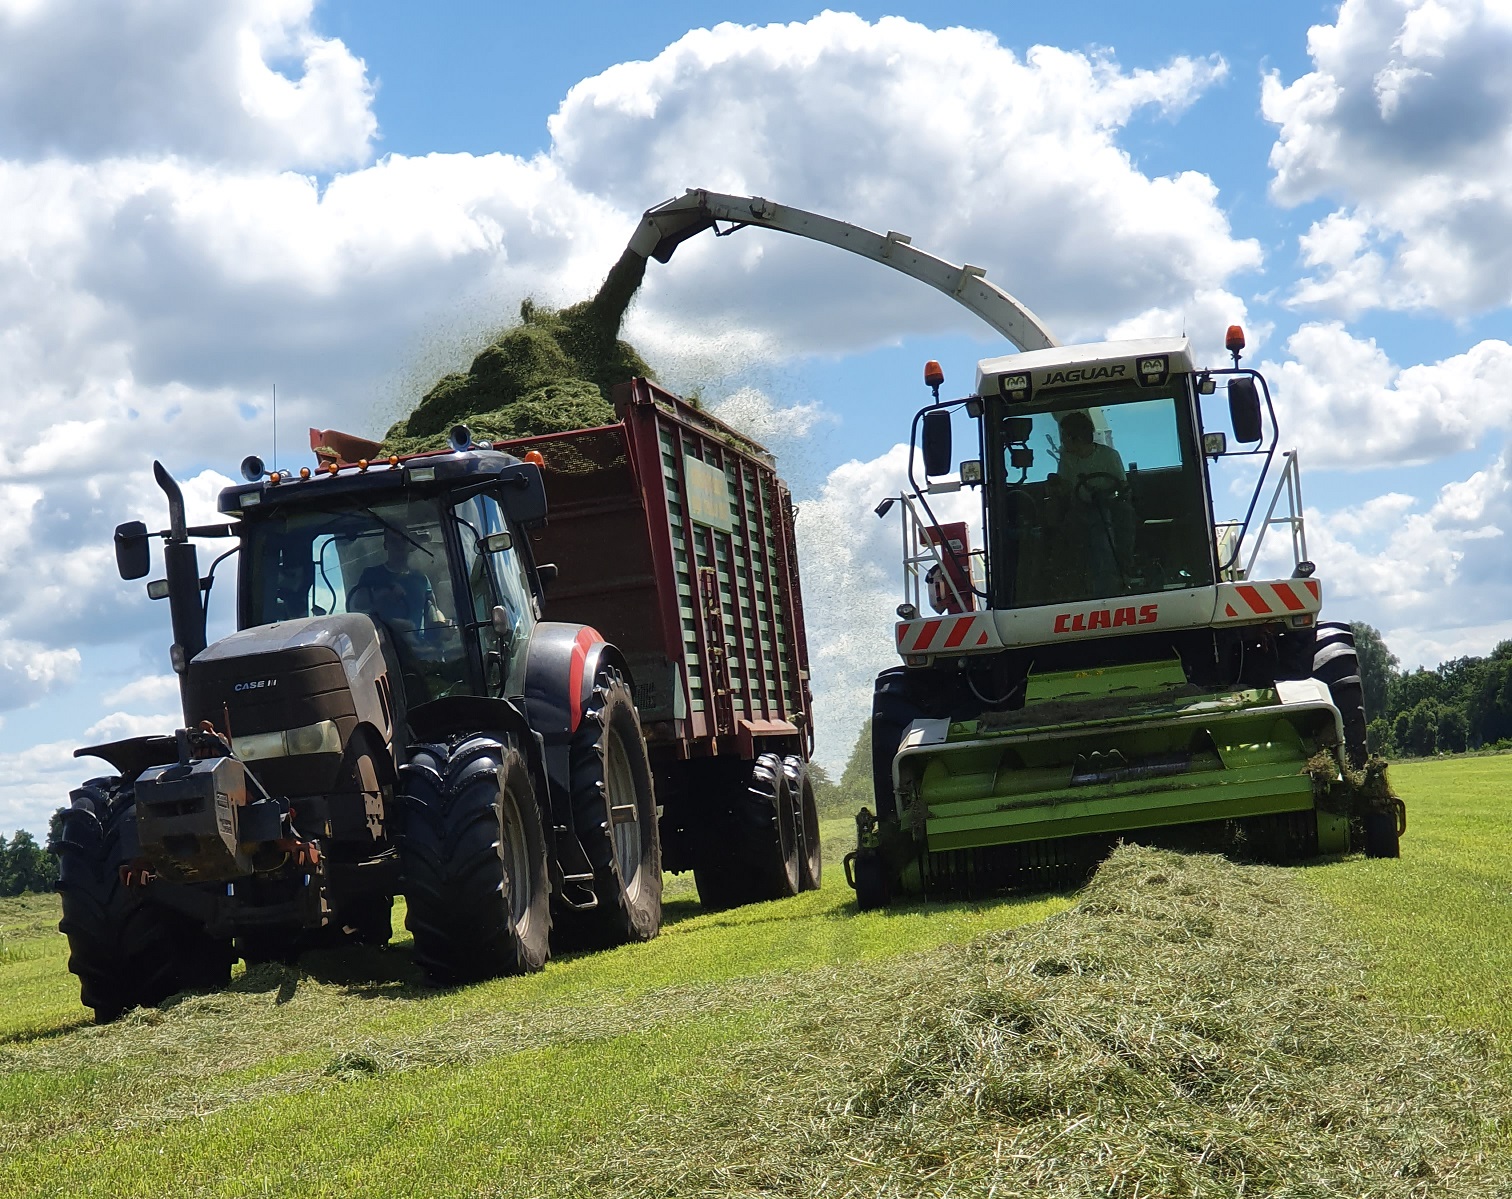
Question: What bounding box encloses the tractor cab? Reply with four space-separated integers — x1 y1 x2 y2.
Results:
224 448 546 713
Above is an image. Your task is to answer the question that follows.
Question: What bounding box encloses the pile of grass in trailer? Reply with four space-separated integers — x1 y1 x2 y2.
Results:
581 845 1510 1198
378 249 655 456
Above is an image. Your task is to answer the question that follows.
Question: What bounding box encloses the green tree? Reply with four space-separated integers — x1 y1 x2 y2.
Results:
0 829 55 896
1405 700 1439 757
1366 716 1394 757
1438 706 1469 754
1391 668 1443 717
1350 623 1398 721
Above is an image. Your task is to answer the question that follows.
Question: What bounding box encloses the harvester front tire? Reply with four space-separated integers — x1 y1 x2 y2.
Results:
1313 622 1369 770
57 778 233 1023
852 851 890 911
784 756 822 891
555 667 662 949
397 732 550 984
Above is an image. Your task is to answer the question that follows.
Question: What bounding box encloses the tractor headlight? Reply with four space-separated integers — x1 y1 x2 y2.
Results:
233 719 342 761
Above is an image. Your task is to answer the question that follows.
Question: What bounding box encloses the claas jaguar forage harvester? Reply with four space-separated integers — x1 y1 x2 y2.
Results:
848 328 1404 905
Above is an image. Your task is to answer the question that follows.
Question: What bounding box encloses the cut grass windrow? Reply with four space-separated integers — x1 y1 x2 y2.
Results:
579 845 1512 1198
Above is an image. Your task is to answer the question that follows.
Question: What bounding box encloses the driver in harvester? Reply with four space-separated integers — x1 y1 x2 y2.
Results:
1047 410 1132 593
350 529 450 632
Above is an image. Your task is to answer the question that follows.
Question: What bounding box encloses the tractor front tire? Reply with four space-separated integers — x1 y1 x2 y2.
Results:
784 756 822 891
397 732 550 985
555 667 662 949
57 778 233 1023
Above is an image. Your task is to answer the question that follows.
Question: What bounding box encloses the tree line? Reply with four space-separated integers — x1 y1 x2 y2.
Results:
0 812 61 897
1353 623 1512 757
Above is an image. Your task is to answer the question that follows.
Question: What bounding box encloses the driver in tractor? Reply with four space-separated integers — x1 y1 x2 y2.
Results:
350 528 452 633
1046 410 1134 594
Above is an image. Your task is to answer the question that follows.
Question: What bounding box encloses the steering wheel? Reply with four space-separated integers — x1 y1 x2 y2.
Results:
1073 472 1123 505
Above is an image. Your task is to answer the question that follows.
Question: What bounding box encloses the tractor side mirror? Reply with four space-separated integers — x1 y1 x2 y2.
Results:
1228 378 1263 443
478 531 513 554
499 464 548 528
921 410 952 477
536 563 559 591
115 521 151 580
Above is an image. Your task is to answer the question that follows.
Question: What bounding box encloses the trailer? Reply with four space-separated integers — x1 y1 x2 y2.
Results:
498 379 822 907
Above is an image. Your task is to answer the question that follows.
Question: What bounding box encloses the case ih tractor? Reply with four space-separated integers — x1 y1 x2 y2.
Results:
57 431 660 1021
849 331 1405 903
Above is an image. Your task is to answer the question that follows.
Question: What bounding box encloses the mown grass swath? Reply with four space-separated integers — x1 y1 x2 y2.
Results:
6 766 1512 1195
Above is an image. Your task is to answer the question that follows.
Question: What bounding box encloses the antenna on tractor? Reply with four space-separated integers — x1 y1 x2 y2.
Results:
272 383 278 473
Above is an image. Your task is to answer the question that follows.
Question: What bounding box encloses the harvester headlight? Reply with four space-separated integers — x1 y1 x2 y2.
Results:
997 373 1031 402
960 459 984 485
233 719 342 761
1136 356 1169 386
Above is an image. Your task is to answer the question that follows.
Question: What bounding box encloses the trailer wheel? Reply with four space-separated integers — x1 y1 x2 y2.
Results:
693 753 800 909
397 732 550 984
57 778 233 1023
1313 623 1369 770
783 756 822 891
556 667 662 949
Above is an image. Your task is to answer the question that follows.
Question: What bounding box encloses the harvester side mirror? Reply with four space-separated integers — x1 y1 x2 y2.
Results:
921 410 952 478
115 521 151 580
1228 378 1263 443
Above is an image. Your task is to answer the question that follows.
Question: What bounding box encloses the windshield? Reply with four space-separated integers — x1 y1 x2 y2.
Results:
241 497 470 702
986 385 1214 609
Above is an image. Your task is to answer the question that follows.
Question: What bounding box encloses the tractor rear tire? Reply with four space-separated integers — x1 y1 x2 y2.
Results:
57 778 233 1023
555 667 662 949
784 756 822 891
397 732 550 985
1313 622 1369 770
693 753 800 910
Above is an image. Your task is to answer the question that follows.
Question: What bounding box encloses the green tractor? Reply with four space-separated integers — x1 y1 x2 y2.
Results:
848 330 1404 905
57 429 660 1021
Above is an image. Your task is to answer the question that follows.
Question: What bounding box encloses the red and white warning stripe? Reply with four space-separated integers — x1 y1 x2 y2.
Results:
896 611 1002 656
1214 578 1322 622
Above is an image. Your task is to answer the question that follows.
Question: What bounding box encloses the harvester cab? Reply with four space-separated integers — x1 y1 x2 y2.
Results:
849 332 1403 907
58 424 661 1022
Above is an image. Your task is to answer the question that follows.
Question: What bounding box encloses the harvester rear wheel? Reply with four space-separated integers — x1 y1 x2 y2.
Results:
57 778 233 1023
1313 622 1369 770
555 667 662 949
693 753 800 909
784 756 822 891
397 732 550 984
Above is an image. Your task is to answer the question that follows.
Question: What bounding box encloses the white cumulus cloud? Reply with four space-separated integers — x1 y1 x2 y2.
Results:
1264 0 1512 315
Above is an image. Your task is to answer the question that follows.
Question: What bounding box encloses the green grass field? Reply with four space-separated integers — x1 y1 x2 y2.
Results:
1301 755 1512 1041
3 764 1510 1197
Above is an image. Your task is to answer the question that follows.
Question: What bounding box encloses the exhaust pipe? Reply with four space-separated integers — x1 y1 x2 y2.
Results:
153 461 206 716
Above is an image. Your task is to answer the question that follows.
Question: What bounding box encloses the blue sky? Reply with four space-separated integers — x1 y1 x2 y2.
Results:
2 0 1512 833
